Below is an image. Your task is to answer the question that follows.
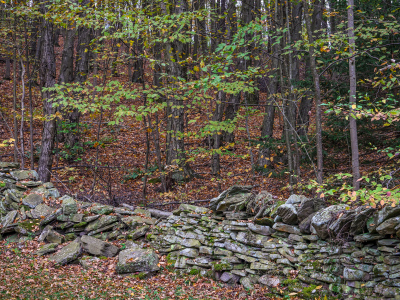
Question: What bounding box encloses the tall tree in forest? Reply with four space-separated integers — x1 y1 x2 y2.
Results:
37 2 56 182
347 0 360 189
303 0 323 184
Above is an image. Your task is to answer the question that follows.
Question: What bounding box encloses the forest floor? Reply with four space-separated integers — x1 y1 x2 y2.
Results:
0 239 274 300
0 39 392 210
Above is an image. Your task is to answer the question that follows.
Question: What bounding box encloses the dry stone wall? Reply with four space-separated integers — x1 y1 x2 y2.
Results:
1 162 400 299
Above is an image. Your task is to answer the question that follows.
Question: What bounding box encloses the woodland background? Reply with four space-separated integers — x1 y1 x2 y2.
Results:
1 0 400 210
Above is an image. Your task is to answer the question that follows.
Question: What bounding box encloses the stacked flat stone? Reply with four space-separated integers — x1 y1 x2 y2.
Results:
2 162 400 299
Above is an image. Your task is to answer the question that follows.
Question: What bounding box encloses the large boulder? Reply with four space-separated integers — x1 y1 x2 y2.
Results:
81 235 119 257
297 197 326 223
209 185 253 212
311 205 348 239
49 239 82 265
376 216 400 235
276 204 298 225
116 248 159 274
10 170 38 181
85 215 119 232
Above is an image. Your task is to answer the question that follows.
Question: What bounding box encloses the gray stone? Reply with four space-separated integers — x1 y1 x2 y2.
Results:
377 239 400 246
175 256 189 268
90 204 114 215
22 193 43 209
85 215 118 232
299 212 316 234
81 235 119 257
70 214 84 223
38 225 53 242
376 205 400 226
35 243 58 256
343 267 366 281
220 272 240 284
40 208 62 227
49 239 82 265
240 277 253 290
247 223 273 236
121 216 156 228
328 210 356 238
10 170 38 181
272 222 301 234
376 216 400 235
210 185 253 211
46 230 64 244
128 225 149 240
349 207 375 235
286 194 307 205
179 248 199 258
61 195 78 215
181 239 201 248
30 204 53 219
353 233 384 243
258 275 281 287
311 205 349 239
276 204 298 225
1 210 18 228
116 248 159 274
297 197 326 223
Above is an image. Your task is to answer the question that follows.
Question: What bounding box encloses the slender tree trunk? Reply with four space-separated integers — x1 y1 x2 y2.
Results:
37 4 57 182
303 0 323 184
347 0 360 189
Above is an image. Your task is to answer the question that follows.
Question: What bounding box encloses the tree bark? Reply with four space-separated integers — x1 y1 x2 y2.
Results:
347 0 360 190
303 0 323 184
37 3 57 182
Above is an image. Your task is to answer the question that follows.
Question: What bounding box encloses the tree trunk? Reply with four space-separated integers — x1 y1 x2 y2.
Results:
37 3 56 182
347 0 360 190
303 0 323 184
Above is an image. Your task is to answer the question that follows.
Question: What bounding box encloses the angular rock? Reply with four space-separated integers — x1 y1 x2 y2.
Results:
286 194 307 205
49 239 82 265
61 195 78 215
128 225 149 240
79 256 100 269
220 272 240 284
40 208 62 227
85 215 118 232
38 225 53 242
376 216 400 235
209 185 253 212
90 204 114 215
46 230 64 244
240 277 254 290
349 207 375 235
311 205 348 239
276 204 298 225
121 216 156 228
30 204 53 219
353 233 384 243
22 193 43 209
299 212 316 234
179 248 199 258
376 205 400 226
328 210 356 238
36 243 58 256
247 223 273 236
258 275 281 287
272 222 301 235
297 197 326 223
10 170 38 181
116 248 159 274
81 235 119 257
343 267 367 281
1 210 18 228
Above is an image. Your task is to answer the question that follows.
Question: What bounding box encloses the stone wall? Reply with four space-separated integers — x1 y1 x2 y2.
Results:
1 162 400 299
